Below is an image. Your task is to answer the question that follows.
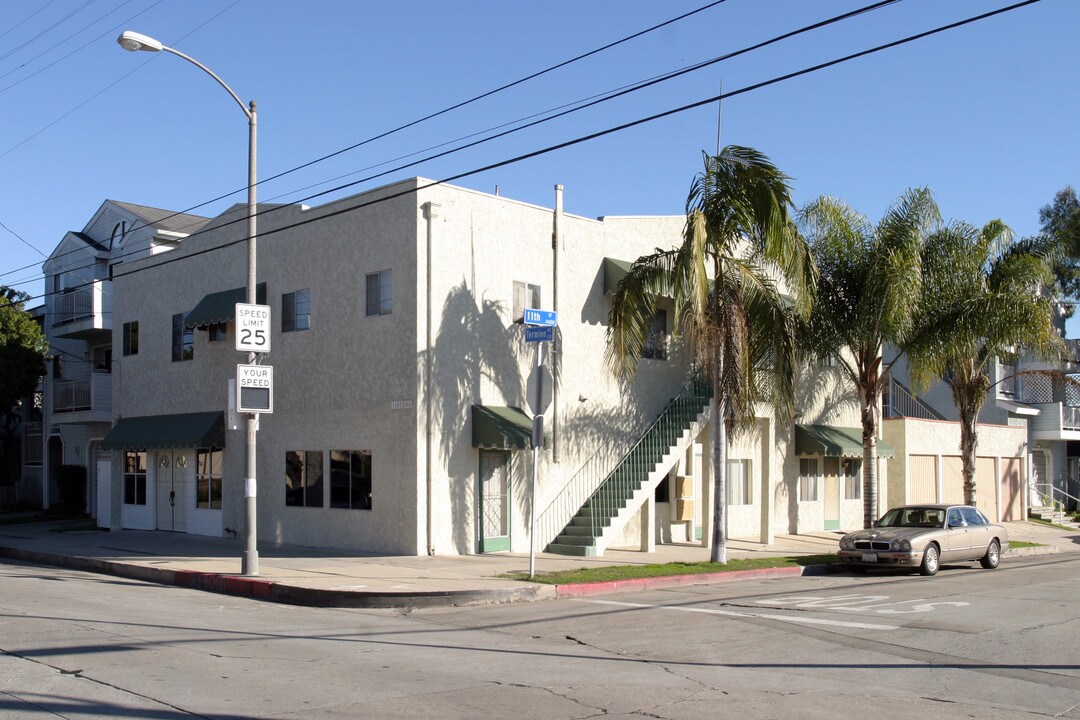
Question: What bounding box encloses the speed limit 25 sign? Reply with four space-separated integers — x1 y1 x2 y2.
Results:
235 303 271 353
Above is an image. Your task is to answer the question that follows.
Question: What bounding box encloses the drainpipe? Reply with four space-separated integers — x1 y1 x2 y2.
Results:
423 202 440 555
552 185 563 463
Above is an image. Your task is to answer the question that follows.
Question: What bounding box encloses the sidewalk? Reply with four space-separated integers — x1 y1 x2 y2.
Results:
0 518 1075 608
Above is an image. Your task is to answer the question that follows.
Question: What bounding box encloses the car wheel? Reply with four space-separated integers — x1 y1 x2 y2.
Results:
980 539 1001 569
919 543 940 576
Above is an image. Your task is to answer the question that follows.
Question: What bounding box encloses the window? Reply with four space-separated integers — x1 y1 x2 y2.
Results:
282 289 311 332
643 309 667 360
330 450 371 510
286 450 324 507
52 356 63 380
208 322 228 342
842 458 861 499
799 458 819 502
124 451 147 505
172 313 193 361
726 459 752 505
959 507 987 526
366 271 392 317
512 281 541 323
122 321 139 356
196 449 222 510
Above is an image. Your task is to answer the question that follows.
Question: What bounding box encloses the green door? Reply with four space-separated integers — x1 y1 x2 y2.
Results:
479 451 511 552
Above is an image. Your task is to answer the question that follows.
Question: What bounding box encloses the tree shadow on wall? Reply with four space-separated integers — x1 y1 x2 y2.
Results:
427 282 526 554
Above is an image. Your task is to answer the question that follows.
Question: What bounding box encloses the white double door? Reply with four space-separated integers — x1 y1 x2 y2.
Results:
156 451 188 533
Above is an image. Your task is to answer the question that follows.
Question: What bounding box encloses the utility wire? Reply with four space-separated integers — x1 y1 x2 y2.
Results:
90 0 1040 287
2 0 900 287
0 0 735 267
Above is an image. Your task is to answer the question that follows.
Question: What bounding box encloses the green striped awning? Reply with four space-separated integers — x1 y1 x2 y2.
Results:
471 405 534 450
100 411 225 451
185 283 266 328
795 424 894 459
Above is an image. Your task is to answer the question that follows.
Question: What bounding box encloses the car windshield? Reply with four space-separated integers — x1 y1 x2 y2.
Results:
877 507 945 528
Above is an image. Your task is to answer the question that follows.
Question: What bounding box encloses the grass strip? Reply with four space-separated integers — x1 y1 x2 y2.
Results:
504 554 841 585
1008 540 1045 549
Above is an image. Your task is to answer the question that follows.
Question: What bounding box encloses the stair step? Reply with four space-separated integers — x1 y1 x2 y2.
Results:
554 534 597 546
546 542 596 557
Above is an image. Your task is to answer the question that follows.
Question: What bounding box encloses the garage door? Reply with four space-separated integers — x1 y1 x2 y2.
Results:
942 455 965 505
909 455 937 504
975 457 997 520
1000 458 1023 521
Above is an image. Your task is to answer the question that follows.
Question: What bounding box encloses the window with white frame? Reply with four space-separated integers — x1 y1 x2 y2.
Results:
799 458 819 502
365 271 392 317
122 321 139 356
642 309 667 360
208 323 227 342
282 289 311 332
286 450 324 507
330 450 371 510
171 313 193 361
196 449 222 509
726 459 752 505
843 458 862 499
512 281 541 324
124 451 147 505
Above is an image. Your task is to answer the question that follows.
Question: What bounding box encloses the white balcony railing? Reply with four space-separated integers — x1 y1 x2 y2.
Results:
52 373 112 414
1063 405 1080 431
52 280 111 329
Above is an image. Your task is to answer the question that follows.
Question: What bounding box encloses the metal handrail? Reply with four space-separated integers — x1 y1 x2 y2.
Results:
585 372 711 541
1032 482 1080 523
884 377 946 421
536 372 711 549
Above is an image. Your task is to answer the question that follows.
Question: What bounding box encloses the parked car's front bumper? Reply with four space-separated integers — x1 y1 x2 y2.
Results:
837 549 924 567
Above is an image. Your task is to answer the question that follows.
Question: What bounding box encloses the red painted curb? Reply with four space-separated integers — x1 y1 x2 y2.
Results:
555 565 810 598
174 570 276 598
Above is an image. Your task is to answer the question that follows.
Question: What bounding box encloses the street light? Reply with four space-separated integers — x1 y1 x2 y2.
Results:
118 30 261 576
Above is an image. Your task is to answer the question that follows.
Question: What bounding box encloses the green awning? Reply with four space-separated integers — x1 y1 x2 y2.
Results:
100 411 225 451
795 424 894 458
472 405 534 450
185 282 267 328
603 257 633 295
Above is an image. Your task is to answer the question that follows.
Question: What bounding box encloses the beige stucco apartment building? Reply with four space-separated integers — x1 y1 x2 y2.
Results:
74 178 1023 557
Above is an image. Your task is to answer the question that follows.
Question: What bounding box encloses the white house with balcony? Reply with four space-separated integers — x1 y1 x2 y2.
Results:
40 200 209 515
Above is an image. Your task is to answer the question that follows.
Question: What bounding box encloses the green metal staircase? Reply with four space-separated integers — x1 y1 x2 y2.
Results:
545 373 712 556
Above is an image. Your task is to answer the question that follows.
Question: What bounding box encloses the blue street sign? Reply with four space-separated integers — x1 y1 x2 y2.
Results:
523 308 557 326
525 325 554 343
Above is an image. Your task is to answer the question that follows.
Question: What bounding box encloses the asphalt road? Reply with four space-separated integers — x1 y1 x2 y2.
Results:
2 554 1079 719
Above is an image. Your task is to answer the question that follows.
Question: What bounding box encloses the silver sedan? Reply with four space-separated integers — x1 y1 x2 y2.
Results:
837 504 1007 576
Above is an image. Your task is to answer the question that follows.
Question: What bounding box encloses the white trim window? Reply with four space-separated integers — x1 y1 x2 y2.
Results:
366 271 392 317
124 451 147 505
282 289 311 332
196 448 222 510
726 459 752 505
843 458 862 499
799 458 819 502
512 281 540 324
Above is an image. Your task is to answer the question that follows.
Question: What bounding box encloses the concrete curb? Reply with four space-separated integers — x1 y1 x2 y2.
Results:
0 545 554 609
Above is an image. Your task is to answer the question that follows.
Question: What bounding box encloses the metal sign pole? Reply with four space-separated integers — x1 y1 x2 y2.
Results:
529 340 542 578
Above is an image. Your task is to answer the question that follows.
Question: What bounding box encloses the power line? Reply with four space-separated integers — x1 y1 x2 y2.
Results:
0 0 734 270
95 0 1042 285
2 0 901 289
0 0 95 65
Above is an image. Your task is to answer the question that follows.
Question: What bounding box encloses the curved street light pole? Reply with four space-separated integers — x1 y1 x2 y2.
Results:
118 31 260 576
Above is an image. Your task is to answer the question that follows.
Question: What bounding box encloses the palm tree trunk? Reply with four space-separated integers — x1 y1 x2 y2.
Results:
960 407 977 506
711 359 727 564
861 392 880 529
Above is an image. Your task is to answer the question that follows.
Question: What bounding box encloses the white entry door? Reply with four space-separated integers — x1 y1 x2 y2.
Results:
155 451 188 532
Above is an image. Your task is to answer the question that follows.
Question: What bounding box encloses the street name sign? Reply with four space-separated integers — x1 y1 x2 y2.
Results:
235 303 271 353
523 308 557 327
237 364 273 413
524 325 554 343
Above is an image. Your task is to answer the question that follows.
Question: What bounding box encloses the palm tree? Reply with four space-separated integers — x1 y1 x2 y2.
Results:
799 190 940 528
909 221 1063 506
606 146 815 563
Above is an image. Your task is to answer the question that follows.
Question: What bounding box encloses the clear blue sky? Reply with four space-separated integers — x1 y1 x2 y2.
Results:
2 0 1078 331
